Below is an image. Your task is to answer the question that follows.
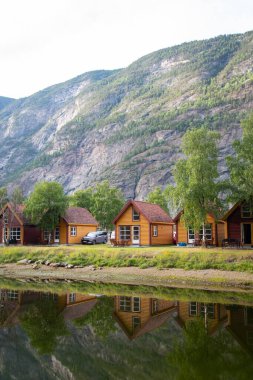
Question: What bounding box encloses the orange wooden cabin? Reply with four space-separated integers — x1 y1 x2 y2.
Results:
174 211 225 246
113 200 174 246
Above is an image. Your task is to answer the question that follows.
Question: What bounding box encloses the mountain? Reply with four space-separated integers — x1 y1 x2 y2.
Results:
0 31 253 198
0 96 15 111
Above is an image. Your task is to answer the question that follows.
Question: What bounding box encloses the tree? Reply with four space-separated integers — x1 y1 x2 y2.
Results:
167 127 224 242
227 114 253 201
10 186 25 205
21 299 68 355
25 182 68 243
146 187 169 212
91 181 125 230
0 187 8 209
69 188 93 211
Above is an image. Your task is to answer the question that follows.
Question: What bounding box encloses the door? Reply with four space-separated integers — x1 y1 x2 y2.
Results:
132 226 140 245
54 227 60 243
242 224 251 244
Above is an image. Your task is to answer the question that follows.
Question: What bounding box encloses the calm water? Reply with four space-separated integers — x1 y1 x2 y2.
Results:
0 280 252 380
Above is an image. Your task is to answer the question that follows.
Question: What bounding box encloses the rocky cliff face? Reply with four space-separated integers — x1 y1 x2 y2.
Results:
0 31 253 199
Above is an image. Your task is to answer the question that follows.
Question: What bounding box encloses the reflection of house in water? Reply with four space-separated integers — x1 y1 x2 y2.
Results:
114 296 177 339
176 301 228 334
0 289 97 326
226 306 253 354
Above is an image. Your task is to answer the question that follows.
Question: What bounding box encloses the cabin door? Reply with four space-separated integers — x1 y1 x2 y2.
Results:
54 227 60 243
242 224 252 245
132 226 140 245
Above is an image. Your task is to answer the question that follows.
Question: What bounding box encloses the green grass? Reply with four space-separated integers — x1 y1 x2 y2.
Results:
1 245 253 273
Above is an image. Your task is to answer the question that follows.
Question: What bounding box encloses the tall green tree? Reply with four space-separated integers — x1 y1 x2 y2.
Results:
10 186 25 205
91 181 125 230
227 114 253 201
146 187 169 212
25 182 68 243
69 188 93 211
168 127 224 240
0 187 8 209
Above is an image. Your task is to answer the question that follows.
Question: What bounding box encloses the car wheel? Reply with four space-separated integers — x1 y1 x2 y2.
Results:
92 240 96 245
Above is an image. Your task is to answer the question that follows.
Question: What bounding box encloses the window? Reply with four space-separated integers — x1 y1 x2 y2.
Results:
245 307 253 325
241 202 253 218
153 225 158 237
152 299 159 314
133 297 141 312
199 224 212 241
119 226 131 240
247 331 253 347
44 230 50 241
10 227 21 241
188 227 195 242
189 302 198 316
70 226 77 236
7 290 18 301
200 303 215 319
132 316 141 331
69 293 76 303
132 209 140 221
119 296 131 312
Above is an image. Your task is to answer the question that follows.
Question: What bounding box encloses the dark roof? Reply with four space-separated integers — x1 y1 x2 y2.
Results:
63 299 97 320
0 203 31 225
113 200 173 224
62 207 98 225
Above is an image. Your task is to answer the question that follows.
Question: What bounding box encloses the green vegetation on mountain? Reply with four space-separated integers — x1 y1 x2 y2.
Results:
0 31 252 198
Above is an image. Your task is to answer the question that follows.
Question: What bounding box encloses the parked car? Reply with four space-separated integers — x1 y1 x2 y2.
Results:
81 231 108 245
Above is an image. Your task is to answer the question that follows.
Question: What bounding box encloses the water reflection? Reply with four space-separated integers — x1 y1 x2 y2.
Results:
0 286 252 379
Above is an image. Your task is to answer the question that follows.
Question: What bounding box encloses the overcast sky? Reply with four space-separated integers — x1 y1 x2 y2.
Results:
1 0 252 99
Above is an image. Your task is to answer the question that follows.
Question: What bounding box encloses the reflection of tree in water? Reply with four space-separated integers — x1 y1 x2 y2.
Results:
74 297 116 339
20 299 68 355
169 319 253 380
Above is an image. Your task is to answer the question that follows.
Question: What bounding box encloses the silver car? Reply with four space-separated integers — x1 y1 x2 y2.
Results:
81 231 108 245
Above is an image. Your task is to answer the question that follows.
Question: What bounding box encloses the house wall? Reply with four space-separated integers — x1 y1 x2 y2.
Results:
176 214 217 245
227 306 253 354
217 223 225 246
115 205 150 245
23 226 41 245
227 205 253 244
0 207 24 244
67 224 97 244
150 224 173 245
177 302 227 334
114 297 152 334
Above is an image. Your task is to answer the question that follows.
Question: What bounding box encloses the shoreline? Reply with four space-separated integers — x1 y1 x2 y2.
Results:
1 263 253 292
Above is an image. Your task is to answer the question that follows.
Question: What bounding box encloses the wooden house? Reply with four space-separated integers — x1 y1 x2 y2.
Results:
226 305 253 355
222 200 253 246
114 295 177 339
176 301 228 335
41 207 98 244
0 203 41 245
113 200 174 246
174 211 225 246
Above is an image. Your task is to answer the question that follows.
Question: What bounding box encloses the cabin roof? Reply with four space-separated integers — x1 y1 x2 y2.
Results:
62 299 97 320
113 200 174 224
221 201 241 221
62 207 98 225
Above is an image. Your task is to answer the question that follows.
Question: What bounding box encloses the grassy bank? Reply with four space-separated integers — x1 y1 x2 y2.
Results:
1 245 253 273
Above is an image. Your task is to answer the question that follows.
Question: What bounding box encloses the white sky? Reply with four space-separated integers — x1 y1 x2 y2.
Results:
1 0 252 99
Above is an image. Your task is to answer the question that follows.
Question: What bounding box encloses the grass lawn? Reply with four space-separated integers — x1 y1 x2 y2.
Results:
0 244 253 272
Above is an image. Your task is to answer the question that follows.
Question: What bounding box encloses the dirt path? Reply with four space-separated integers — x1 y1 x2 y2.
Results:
1 263 253 291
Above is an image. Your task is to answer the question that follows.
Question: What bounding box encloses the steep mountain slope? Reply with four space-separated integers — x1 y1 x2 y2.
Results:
0 31 253 198
0 96 15 111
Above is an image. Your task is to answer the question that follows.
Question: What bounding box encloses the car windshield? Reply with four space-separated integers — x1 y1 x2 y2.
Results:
86 232 96 237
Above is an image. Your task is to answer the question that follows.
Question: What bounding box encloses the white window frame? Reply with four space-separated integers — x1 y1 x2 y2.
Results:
241 201 252 218
188 227 195 243
132 208 140 221
7 290 19 301
199 224 212 241
70 226 77 236
119 226 131 240
189 302 198 316
132 316 141 331
133 297 141 312
10 227 21 241
69 293 76 303
119 296 131 312
153 225 158 237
